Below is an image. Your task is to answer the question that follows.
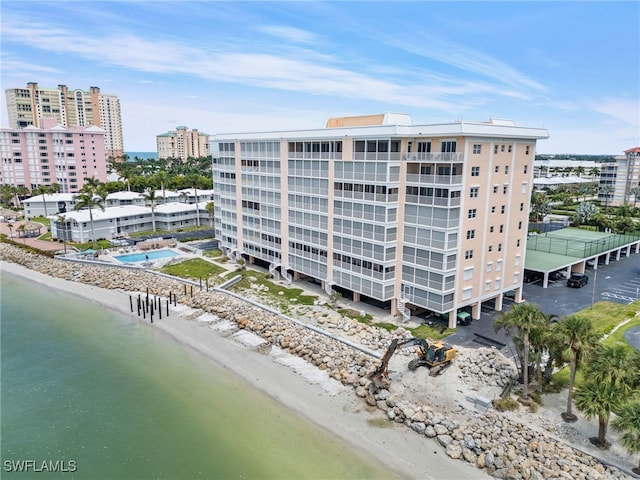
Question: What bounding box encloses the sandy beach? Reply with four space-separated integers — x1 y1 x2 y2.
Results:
1 260 489 480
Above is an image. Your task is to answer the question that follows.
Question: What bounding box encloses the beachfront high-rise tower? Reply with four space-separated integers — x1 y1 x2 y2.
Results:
212 113 549 328
4 82 124 158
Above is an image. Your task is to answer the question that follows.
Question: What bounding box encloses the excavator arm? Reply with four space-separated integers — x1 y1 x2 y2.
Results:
368 338 430 389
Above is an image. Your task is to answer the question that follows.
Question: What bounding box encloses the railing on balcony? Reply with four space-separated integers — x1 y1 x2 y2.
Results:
405 174 463 185
403 152 464 162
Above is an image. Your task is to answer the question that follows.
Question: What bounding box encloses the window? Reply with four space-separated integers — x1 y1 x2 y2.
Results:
468 209 477 219
501 145 505 152
499 225 504 233
487 262 493 272
526 145 530 155
466 229 475 239
503 185 508 194
518 221 522 230
465 250 473 260
517 239 521 247
498 243 502 252
495 165 500 173
508 145 512 153
470 187 479 198
524 165 528 174
520 202 524 211
473 144 481 154
462 287 472 300
496 260 503 272
521 183 528 194
489 226 494 233
501 205 506 214
488 245 493 252
485 281 492 292
441 141 456 153
515 254 521 266
491 206 496 214
471 166 480 176
493 185 498 194
494 145 498 154
464 267 473 280
504 165 509 174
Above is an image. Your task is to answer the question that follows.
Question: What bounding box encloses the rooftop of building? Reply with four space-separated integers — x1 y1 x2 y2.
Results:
213 113 549 141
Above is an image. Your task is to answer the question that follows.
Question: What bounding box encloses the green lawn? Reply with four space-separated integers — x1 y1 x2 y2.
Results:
159 258 227 281
231 269 318 305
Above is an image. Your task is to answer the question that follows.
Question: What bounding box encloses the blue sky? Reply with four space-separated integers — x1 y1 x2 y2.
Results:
1 1 638 154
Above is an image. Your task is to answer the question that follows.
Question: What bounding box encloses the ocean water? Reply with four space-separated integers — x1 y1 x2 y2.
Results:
1 273 394 479
125 152 157 161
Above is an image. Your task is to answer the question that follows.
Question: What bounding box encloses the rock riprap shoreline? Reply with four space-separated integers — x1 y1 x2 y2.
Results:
0 244 633 480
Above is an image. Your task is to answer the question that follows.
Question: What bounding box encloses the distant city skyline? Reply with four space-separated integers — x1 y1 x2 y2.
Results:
1 1 638 154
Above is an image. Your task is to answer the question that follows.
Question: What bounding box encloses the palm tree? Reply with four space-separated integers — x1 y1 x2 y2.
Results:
143 187 158 232
529 312 558 389
574 381 622 449
551 315 598 422
574 165 586 178
206 201 215 227
586 344 638 395
589 166 601 180
495 302 546 401
599 184 614 209
154 170 170 203
612 401 640 474
33 185 53 217
73 189 105 247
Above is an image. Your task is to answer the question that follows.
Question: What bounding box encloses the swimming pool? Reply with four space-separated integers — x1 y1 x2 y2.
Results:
114 249 180 263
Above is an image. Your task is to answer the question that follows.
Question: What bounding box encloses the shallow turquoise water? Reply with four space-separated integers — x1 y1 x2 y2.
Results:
1 272 394 479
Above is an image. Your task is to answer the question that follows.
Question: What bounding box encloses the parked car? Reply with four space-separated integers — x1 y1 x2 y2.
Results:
567 273 589 288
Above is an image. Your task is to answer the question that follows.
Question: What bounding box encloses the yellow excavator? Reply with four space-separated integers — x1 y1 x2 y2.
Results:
368 337 457 389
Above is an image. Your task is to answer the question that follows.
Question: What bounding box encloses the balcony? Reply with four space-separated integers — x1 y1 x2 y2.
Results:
404 152 464 162
406 173 463 185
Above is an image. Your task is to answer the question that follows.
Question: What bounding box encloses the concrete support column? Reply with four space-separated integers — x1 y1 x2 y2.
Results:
495 295 504 312
447 311 456 329
472 303 480 320
616 249 621 261
352 292 360 303
293 271 301 280
543 273 549 288
249 255 255 264
391 298 399 317
605 252 610 265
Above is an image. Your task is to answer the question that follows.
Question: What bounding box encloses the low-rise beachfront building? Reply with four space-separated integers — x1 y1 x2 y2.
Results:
23 189 215 219
212 113 549 328
50 202 210 243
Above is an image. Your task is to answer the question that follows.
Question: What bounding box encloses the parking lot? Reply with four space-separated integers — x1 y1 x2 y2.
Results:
520 252 640 318
446 251 640 357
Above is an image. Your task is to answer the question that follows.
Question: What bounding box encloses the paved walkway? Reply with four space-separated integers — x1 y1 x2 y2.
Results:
0 219 62 252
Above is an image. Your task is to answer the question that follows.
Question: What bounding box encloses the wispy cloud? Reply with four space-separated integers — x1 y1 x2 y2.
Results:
375 33 547 98
588 98 640 128
256 25 318 44
1 55 62 75
1 14 534 112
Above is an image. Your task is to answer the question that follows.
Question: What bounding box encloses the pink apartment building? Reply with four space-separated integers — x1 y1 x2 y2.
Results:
0 118 108 193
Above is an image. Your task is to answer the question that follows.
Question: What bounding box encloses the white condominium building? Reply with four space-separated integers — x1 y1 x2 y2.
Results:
212 113 548 328
5 83 124 158
598 147 640 207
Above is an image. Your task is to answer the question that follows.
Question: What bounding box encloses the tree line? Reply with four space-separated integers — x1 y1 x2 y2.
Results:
496 302 640 472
